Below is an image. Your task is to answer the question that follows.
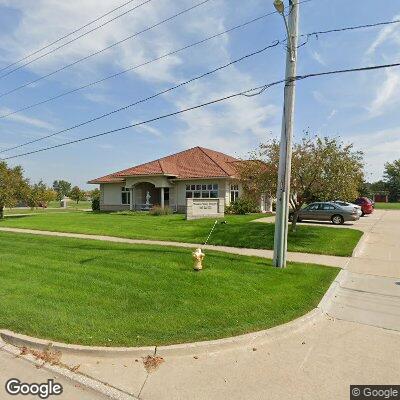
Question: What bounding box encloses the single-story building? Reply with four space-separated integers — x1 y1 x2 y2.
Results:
88 146 271 215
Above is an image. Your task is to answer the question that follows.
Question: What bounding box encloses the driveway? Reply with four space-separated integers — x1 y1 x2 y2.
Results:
255 211 381 232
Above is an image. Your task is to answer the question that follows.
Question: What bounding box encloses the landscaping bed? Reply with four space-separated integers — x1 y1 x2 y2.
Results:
0 212 363 256
0 232 338 347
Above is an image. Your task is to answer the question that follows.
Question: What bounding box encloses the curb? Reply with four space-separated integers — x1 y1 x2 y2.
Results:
0 340 138 400
318 269 348 313
1 309 322 358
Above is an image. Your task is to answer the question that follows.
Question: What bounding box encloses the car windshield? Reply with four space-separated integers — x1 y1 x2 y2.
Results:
335 201 348 206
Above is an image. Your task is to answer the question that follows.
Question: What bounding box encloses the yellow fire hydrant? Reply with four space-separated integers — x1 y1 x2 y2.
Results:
192 248 205 271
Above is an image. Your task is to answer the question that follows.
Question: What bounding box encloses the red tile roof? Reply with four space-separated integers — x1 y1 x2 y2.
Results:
88 147 240 184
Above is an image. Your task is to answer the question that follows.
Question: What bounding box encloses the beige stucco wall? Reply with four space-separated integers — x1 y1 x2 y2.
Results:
99 177 243 212
100 183 123 206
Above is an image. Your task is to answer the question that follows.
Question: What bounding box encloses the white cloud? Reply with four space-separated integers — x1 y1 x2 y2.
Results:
0 0 279 157
366 15 400 56
0 107 54 130
367 68 400 117
134 123 163 137
310 50 326 66
327 109 337 120
345 127 400 181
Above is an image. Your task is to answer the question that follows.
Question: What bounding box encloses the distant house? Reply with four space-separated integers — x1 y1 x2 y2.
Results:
89 146 270 213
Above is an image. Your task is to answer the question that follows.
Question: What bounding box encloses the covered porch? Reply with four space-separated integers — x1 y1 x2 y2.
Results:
129 182 171 211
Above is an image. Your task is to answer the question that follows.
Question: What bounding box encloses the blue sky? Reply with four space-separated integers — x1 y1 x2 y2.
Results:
0 0 399 188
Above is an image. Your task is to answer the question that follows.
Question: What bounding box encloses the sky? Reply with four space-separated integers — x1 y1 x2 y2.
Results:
0 0 399 188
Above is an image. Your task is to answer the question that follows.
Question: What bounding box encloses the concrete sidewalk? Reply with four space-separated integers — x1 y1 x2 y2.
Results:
323 210 400 331
0 226 348 268
0 350 107 400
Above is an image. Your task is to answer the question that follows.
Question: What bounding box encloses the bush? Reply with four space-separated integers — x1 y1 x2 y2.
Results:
149 205 172 215
226 197 259 215
91 198 100 211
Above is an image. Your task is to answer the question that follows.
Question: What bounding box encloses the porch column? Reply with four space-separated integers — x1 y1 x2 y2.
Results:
161 187 165 209
130 187 134 211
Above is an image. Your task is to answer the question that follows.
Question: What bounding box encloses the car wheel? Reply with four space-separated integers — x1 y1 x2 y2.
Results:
331 215 344 225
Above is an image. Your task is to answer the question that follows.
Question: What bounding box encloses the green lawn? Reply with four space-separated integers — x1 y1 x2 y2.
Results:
0 231 338 346
46 200 92 210
374 202 400 210
5 201 92 215
0 212 363 257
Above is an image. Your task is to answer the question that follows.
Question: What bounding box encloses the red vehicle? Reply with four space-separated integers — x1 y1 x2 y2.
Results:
354 197 374 216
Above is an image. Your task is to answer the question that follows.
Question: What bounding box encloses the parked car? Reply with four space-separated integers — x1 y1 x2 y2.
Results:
354 197 374 216
333 200 362 217
289 202 360 225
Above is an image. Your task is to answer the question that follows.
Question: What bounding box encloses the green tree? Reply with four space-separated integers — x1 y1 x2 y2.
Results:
89 188 100 200
383 159 400 202
52 180 71 201
69 186 86 204
238 136 365 231
0 162 30 218
27 181 56 209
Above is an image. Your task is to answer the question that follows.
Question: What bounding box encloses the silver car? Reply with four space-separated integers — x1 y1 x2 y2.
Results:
333 200 362 217
290 202 360 225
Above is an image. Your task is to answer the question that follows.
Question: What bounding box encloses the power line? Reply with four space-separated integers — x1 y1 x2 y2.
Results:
303 18 400 38
0 0 140 73
0 41 281 154
0 11 278 119
4 60 400 161
2 15 273 116
2 84 271 161
0 0 213 99
0 0 153 79
1 15 398 119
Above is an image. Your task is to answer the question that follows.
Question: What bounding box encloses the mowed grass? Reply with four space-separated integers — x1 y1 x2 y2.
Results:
4 201 92 214
0 212 363 256
0 232 338 346
374 202 400 210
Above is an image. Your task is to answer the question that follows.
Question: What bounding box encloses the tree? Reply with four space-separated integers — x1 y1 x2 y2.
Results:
0 162 30 218
27 181 56 209
237 135 365 231
383 159 400 202
89 188 100 200
69 186 86 204
52 180 71 201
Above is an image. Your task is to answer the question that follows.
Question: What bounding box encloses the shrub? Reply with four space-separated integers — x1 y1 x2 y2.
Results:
91 198 100 211
226 197 259 215
149 205 173 215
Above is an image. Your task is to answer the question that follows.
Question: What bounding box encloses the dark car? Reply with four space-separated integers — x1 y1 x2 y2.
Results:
289 202 360 225
354 197 374 216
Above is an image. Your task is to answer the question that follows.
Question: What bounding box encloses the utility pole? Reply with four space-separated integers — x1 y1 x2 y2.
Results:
273 0 300 268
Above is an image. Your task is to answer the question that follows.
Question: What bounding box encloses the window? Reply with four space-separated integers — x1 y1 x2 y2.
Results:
121 187 131 205
322 203 336 210
230 184 239 203
186 183 219 198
